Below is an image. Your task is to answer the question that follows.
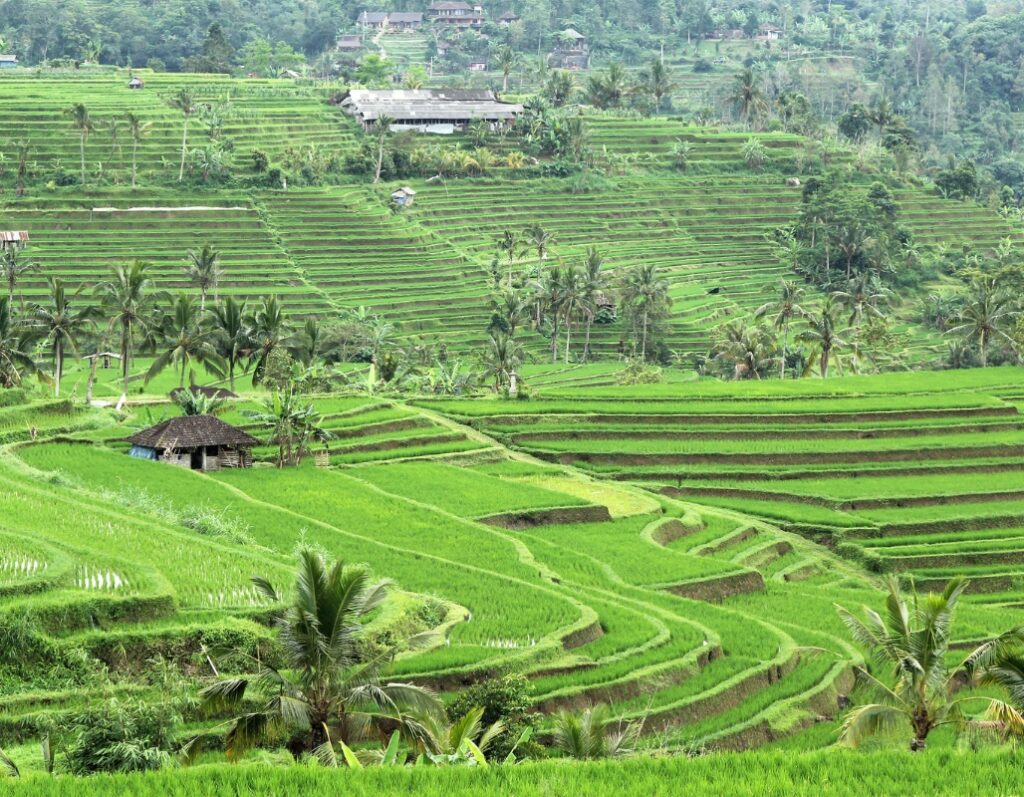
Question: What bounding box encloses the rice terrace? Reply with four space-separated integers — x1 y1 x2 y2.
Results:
6 2 1024 795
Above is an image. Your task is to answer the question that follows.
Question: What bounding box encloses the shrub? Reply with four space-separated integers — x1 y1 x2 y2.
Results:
448 674 542 760
57 698 179 775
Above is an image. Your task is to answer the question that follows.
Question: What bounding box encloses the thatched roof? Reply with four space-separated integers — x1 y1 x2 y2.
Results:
128 415 258 450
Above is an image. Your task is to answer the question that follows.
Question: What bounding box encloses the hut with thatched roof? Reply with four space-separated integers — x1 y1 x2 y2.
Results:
127 415 258 471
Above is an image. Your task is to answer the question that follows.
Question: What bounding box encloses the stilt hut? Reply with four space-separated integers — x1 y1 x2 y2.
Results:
127 415 258 471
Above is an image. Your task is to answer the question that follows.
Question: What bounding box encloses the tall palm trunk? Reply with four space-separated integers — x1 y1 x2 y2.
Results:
820 345 830 379
79 133 87 184
374 136 385 183
980 330 987 368
640 310 649 361
780 316 790 380
583 310 594 361
178 119 189 182
131 137 139 189
54 340 63 398
564 315 572 364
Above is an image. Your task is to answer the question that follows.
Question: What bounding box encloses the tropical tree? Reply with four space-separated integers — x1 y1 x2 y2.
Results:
619 264 671 362
14 140 30 196
797 299 847 378
580 247 606 361
552 705 641 759
728 69 768 128
31 278 100 397
0 297 42 388
205 295 249 391
168 89 197 182
755 279 806 379
65 103 94 184
124 112 152 190
832 272 891 329
497 229 520 284
522 224 555 262
947 275 1016 368
372 114 394 184
184 244 223 310
641 57 674 112
836 576 1024 752
96 260 161 395
0 250 38 302
560 266 583 363
494 45 519 94
712 320 779 380
146 294 225 388
249 296 290 385
480 332 523 392
244 386 329 467
199 547 442 758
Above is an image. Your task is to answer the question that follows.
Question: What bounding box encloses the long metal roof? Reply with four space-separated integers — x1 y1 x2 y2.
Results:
342 89 523 122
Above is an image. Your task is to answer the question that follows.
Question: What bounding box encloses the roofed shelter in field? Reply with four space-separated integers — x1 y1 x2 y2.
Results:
128 415 258 471
341 89 522 134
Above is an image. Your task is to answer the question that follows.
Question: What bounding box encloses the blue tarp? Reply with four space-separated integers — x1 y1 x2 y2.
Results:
128 445 158 460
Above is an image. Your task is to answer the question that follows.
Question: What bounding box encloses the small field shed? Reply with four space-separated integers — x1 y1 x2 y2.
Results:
128 415 258 471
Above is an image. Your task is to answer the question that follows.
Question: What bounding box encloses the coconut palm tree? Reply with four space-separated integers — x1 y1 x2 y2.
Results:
560 265 583 364
31 278 100 397
580 247 606 362
797 299 847 378
14 140 30 197
200 547 441 759
831 272 891 329
619 264 671 362
146 294 226 388
522 224 556 263
0 296 42 388
0 250 38 303
756 279 806 379
947 275 1016 368
65 103 94 185
538 266 566 362
494 45 519 94
642 57 674 112
713 320 779 380
497 230 520 285
208 297 250 392
96 259 161 395
249 295 290 385
492 287 529 340
552 704 641 760
184 244 223 311
372 114 394 184
481 331 524 393
836 575 1024 752
728 69 768 128
124 112 152 190
168 89 197 182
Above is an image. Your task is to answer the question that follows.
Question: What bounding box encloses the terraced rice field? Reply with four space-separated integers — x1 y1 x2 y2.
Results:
425 367 1024 604
6 370 1023 755
0 70 356 179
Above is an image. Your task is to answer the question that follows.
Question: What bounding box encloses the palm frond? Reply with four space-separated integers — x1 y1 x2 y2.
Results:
0 747 20 778
199 677 249 710
838 703 907 747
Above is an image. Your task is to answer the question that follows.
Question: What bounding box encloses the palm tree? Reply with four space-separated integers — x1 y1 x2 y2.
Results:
494 45 519 94
31 278 100 397
713 320 779 380
14 140 30 197
797 299 847 378
728 69 768 128
372 114 394 184
124 112 152 190
755 279 806 379
249 295 289 385
836 576 1024 752
868 97 895 141
146 294 226 388
0 297 42 388
481 332 524 393
492 287 528 340
642 57 674 112
0 250 38 302
102 116 122 162
65 103 94 184
208 297 250 392
96 259 160 395
201 548 441 759
560 266 583 364
831 272 891 329
184 244 223 310
552 705 641 759
522 224 555 263
580 247 606 362
168 89 197 182
947 275 1016 368
619 264 671 362
497 230 520 285
538 266 566 362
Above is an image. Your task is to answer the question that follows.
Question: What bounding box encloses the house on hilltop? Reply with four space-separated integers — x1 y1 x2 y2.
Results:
0 55 18 69
358 11 389 29
428 1 485 28
336 34 364 52
497 10 519 25
548 28 589 70
341 88 522 133
389 11 424 29
127 415 258 471
758 23 784 40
